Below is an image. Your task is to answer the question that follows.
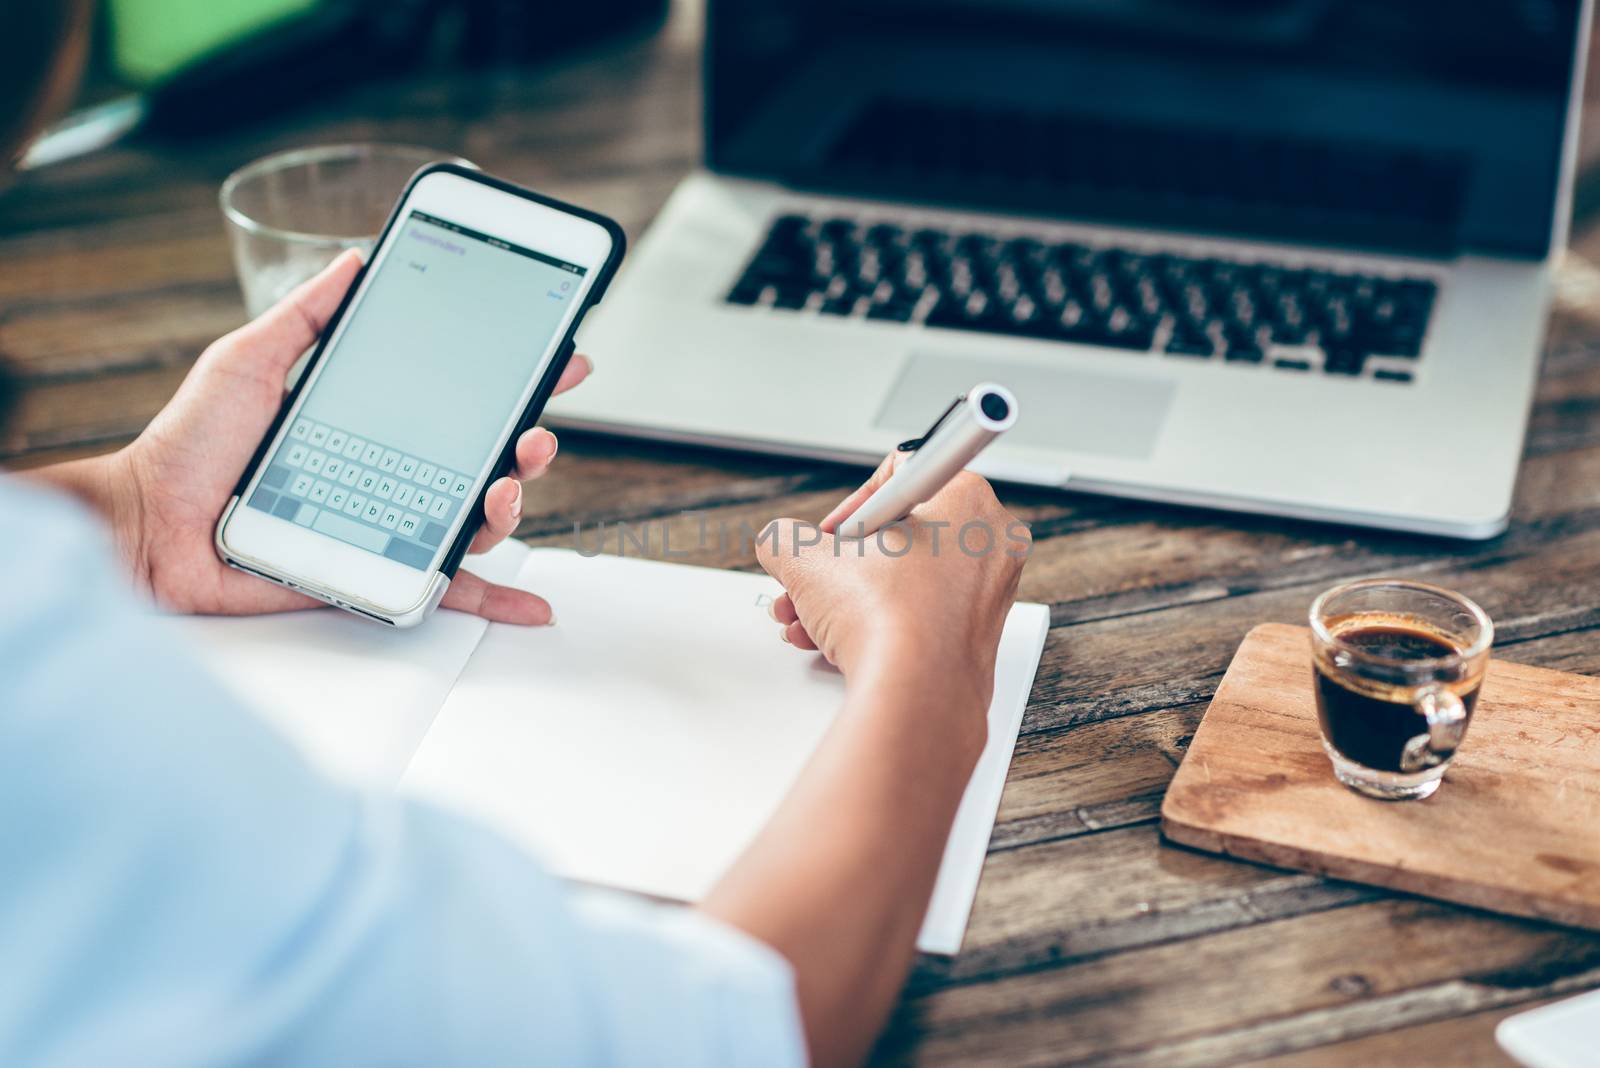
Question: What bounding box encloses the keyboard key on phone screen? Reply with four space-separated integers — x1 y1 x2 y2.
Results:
416 463 436 486
378 450 400 473
428 496 451 519
393 484 415 507
327 488 348 510
286 444 309 468
290 474 314 497
309 480 331 504
397 456 419 479
340 465 362 487
383 539 431 569
304 452 325 475
345 493 367 517
419 521 447 547
380 507 402 529
262 465 289 489
376 477 397 500
363 500 384 523
398 513 421 537
343 437 365 460
450 476 470 498
326 431 348 453
322 458 343 481
313 509 389 554
289 419 312 441
361 443 383 466
412 490 433 512
358 471 379 493
308 424 330 447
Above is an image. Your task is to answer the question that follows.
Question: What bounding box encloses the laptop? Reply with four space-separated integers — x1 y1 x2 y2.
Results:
552 0 1593 537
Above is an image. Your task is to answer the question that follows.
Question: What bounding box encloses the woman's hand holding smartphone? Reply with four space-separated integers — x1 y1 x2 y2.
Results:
214 166 625 626
36 250 590 625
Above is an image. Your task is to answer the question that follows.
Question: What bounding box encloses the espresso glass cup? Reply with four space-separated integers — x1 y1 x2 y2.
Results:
1309 579 1493 800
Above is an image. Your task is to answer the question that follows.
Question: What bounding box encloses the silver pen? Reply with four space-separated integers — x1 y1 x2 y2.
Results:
836 383 1018 538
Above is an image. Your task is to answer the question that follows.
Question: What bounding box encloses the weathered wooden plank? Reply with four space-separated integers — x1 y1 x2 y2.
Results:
0 363 191 455
517 436 817 534
1237 997 1557 1068
1081 973 1600 1068
918 823 1375 991
988 702 1201 851
877 899 1600 1067
0 229 232 307
0 284 243 378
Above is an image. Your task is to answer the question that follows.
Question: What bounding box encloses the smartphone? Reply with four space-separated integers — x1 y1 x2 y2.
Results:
215 164 624 626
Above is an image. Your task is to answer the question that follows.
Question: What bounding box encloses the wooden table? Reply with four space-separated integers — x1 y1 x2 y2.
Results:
6 10 1600 1065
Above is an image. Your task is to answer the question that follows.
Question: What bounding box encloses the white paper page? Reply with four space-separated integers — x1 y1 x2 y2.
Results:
401 548 1049 955
175 539 531 787
1498 988 1600 1068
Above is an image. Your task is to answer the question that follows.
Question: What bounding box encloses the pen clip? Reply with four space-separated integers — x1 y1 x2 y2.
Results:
896 393 965 453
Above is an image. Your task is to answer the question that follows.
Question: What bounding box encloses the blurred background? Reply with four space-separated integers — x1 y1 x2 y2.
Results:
62 0 671 133
0 0 690 463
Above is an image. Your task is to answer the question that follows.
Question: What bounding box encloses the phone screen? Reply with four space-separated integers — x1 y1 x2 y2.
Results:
243 209 586 570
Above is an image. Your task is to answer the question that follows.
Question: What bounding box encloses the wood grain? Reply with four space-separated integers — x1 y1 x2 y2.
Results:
4 5 1600 1062
1162 623 1600 931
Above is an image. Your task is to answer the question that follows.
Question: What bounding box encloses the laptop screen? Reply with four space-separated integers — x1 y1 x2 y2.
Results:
707 0 1583 258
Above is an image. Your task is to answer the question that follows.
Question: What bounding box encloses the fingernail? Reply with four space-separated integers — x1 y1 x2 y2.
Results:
767 599 780 622
545 612 557 627
780 629 791 644
512 484 523 520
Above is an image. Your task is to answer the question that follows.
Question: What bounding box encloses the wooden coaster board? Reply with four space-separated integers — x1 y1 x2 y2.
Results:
1161 623 1600 929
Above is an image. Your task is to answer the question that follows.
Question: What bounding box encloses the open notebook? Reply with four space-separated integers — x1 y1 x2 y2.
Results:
176 540 1050 955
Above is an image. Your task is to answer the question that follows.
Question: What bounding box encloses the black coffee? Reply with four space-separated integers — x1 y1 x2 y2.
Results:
1314 621 1481 773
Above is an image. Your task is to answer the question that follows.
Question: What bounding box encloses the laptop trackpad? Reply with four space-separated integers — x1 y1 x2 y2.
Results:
875 352 1174 459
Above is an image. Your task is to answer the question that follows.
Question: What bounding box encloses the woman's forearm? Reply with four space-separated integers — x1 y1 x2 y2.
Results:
18 451 146 578
699 644 989 1068
20 451 127 522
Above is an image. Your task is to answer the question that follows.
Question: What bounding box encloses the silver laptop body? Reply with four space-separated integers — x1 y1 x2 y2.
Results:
555 0 1594 538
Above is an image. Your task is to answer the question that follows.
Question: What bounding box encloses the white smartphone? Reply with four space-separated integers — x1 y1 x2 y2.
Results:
215 164 624 626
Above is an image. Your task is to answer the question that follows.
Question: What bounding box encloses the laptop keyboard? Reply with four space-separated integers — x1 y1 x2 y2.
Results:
726 214 1436 382
245 417 473 570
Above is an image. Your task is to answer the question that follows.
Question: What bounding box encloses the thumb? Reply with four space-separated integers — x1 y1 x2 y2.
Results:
225 249 365 381
754 517 825 585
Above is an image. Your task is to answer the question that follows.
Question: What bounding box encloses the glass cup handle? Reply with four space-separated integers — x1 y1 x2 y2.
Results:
1401 686 1467 772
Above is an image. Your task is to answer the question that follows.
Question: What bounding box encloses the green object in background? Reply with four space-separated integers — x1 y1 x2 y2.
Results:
105 0 322 85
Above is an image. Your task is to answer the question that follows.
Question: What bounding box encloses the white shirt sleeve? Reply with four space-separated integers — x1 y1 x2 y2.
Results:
0 478 807 1068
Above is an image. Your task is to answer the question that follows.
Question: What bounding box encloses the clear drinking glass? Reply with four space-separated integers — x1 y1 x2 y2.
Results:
1309 579 1493 800
220 143 473 317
